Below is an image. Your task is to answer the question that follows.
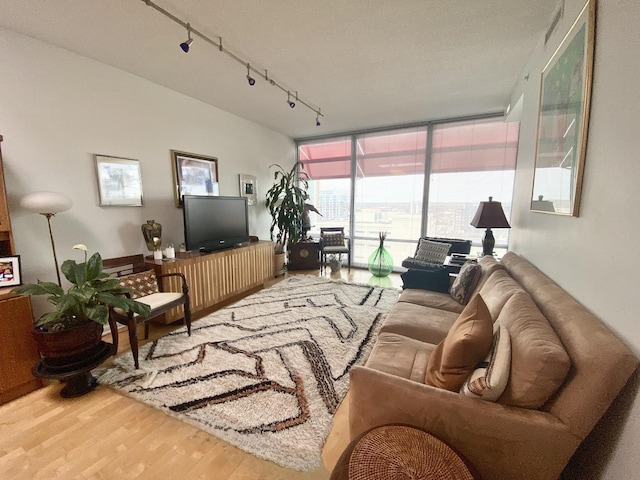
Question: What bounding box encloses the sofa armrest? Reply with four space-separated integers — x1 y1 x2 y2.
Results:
349 366 580 480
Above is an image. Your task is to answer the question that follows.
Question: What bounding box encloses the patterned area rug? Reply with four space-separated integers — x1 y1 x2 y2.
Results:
98 275 398 471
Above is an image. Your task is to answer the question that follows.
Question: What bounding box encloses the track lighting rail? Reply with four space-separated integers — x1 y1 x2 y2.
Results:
142 0 323 125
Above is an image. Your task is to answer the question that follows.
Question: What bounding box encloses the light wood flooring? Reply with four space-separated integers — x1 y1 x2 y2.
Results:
0 268 402 480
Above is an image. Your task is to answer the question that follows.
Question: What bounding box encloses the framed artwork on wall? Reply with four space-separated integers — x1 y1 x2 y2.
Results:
0 255 21 287
95 155 143 207
530 0 596 216
239 174 257 205
171 150 219 207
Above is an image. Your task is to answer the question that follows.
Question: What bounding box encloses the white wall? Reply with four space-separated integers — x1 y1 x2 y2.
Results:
0 27 293 311
508 0 640 477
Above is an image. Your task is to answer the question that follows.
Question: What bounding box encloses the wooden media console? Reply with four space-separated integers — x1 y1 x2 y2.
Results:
146 240 274 324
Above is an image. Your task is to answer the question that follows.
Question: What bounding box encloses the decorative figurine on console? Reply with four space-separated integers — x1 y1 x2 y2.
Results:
141 220 162 251
302 203 322 241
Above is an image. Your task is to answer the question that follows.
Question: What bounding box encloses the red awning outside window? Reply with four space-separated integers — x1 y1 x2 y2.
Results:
298 120 519 180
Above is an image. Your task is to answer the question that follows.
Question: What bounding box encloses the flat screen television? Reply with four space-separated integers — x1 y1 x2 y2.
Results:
183 195 250 253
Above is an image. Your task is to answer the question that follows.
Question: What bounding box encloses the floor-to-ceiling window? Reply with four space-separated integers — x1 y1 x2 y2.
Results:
298 137 352 236
353 127 426 267
427 118 519 256
297 115 519 268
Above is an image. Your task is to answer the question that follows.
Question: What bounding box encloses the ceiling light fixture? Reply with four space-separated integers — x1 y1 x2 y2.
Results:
141 0 323 126
246 63 256 86
287 91 296 108
180 23 193 53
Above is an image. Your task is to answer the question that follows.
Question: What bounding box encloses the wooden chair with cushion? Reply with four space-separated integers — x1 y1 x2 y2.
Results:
319 227 351 272
103 254 191 369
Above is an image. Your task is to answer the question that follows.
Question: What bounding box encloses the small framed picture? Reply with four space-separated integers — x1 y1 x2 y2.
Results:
239 174 257 205
171 150 219 207
0 255 22 287
95 155 143 207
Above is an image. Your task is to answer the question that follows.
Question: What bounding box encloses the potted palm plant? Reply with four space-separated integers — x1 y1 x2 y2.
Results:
13 244 151 368
265 162 310 267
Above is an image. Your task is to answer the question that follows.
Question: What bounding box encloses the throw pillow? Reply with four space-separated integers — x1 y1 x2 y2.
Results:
414 239 451 265
118 270 159 299
400 268 450 293
460 322 511 401
449 261 481 305
322 232 345 246
425 294 494 392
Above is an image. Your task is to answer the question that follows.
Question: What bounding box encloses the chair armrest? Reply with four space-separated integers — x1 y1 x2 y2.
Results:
156 272 189 295
349 366 579 480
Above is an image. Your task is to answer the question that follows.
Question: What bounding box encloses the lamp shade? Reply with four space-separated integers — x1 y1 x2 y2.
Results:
531 195 556 213
21 191 73 215
470 196 510 229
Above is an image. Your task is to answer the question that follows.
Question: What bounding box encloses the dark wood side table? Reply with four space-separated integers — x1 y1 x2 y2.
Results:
288 241 320 270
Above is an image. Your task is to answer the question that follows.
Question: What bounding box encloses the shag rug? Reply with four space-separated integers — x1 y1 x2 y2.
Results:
98 275 398 471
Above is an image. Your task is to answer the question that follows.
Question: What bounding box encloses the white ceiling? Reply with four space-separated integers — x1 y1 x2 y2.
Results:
0 0 559 139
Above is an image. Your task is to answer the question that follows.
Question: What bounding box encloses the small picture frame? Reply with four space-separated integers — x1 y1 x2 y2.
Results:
0 255 22 287
95 155 143 207
171 150 219 207
239 174 257 205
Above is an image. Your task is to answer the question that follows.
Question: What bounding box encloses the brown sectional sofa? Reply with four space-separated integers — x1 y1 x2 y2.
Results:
349 252 639 480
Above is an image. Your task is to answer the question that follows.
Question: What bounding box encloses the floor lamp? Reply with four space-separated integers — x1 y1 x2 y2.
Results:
470 196 511 257
20 191 73 287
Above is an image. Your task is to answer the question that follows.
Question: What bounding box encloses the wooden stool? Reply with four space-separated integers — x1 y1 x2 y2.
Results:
330 425 479 480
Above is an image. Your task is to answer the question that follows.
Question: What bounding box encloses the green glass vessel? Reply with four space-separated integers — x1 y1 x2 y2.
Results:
368 246 393 277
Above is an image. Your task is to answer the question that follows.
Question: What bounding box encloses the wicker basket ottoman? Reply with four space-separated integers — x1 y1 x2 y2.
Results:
330 425 478 480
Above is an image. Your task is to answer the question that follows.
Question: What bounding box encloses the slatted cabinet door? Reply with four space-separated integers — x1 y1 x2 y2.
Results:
149 241 275 323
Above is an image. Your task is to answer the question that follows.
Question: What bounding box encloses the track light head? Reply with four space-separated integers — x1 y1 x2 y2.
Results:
287 91 296 108
180 38 193 52
180 24 193 53
246 63 256 86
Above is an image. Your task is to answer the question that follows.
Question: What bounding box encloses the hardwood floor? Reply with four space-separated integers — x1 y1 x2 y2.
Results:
0 267 402 480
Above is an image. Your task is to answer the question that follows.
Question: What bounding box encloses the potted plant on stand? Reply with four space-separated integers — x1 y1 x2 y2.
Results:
13 244 150 397
265 162 310 271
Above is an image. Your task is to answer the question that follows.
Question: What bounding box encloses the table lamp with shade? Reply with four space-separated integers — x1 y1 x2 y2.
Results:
20 191 73 287
470 196 510 257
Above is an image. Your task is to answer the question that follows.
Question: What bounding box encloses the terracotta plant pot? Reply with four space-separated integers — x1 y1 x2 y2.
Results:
33 321 104 370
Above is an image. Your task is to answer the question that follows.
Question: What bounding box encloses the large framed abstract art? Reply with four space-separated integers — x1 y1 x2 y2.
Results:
531 0 596 216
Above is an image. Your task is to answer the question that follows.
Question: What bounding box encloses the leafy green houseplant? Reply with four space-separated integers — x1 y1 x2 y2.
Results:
14 244 150 331
265 162 310 254
13 244 150 363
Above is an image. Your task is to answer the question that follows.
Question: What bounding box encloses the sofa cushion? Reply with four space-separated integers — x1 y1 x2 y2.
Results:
496 292 570 408
365 332 437 383
398 289 465 314
449 262 481 305
478 269 525 319
425 294 494 391
460 322 511 401
400 268 450 293
380 301 459 345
